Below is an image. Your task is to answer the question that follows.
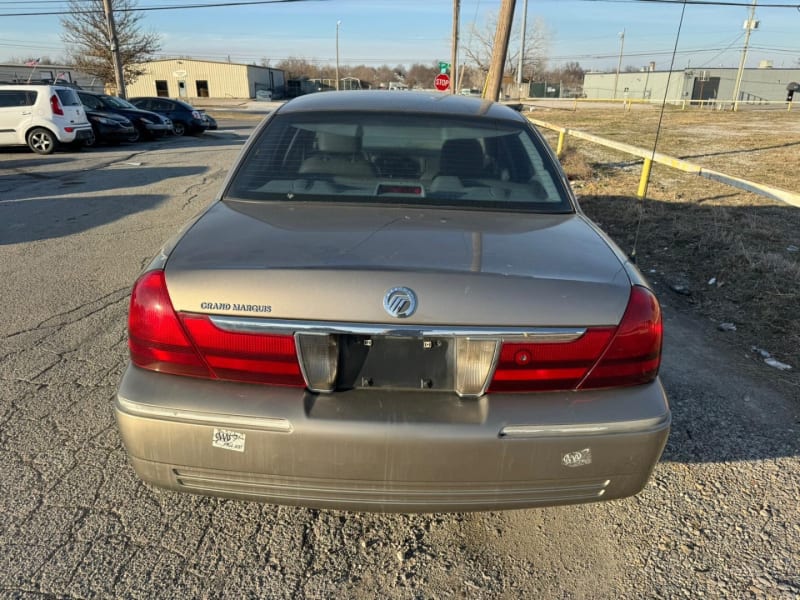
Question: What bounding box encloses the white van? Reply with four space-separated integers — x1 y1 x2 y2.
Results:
0 84 93 154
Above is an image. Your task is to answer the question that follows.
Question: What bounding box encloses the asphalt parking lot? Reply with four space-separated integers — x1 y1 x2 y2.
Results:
1 120 798 599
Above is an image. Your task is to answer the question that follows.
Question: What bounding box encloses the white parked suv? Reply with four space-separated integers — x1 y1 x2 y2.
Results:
0 84 94 154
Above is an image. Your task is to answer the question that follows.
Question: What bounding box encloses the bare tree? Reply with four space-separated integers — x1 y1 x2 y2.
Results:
463 11 550 84
405 63 440 89
60 0 160 87
275 57 321 79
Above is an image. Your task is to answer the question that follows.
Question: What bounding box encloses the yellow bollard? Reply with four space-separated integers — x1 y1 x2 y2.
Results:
637 158 653 199
556 130 566 157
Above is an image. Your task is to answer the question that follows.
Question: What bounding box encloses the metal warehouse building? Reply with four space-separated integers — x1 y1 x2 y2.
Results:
583 66 800 106
126 58 286 100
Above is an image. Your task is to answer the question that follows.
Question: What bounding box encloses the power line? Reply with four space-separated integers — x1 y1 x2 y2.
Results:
0 0 322 17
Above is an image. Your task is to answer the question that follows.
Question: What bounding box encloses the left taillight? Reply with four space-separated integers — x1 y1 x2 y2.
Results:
128 270 305 387
50 94 64 116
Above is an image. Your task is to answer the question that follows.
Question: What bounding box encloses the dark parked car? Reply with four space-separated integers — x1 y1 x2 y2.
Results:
76 91 172 142
116 91 669 513
129 97 208 136
84 109 135 146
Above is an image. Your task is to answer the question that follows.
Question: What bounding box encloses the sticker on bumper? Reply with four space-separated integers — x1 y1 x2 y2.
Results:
562 448 592 467
212 428 246 452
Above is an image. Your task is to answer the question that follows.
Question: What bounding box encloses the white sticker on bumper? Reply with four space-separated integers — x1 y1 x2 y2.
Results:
562 448 592 467
212 428 246 452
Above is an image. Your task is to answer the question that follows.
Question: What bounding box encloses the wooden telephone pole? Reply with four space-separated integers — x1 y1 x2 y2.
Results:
102 0 127 98
483 0 516 101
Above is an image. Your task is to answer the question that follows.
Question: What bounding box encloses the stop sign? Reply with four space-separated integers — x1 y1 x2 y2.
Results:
434 73 450 91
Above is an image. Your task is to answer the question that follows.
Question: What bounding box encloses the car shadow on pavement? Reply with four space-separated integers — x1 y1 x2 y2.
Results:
0 165 208 204
0 154 78 170
0 192 168 245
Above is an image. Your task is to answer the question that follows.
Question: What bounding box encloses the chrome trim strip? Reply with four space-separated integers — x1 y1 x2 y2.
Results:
209 316 586 342
499 413 671 438
115 397 293 433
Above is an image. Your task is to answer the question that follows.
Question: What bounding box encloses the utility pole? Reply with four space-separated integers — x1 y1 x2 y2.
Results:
732 0 757 111
612 29 625 100
484 0 516 101
102 0 126 98
335 20 341 91
450 0 460 94
516 0 528 99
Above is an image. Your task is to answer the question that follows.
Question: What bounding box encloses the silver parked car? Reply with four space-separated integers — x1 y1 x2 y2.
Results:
116 91 670 513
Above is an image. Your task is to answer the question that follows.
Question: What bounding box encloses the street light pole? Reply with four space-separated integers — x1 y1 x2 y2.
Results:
612 29 625 100
335 20 341 91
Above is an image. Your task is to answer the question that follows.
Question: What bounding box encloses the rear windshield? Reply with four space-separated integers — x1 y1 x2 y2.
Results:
226 111 572 212
55 88 81 106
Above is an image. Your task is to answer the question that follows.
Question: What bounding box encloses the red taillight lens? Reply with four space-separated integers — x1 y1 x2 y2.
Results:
50 94 64 116
579 286 662 389
488 286 662 393
489 328 615 392
180 315 304 387
128 270 304 387
128 270 210 378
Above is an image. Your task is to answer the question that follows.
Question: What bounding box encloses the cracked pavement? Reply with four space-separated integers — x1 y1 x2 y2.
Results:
1 122 798 599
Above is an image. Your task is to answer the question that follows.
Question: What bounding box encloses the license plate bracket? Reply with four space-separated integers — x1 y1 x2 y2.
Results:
338 335 454 391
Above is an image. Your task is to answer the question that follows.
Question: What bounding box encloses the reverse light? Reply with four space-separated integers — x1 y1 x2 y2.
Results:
295 333 339 392
50 94 64 116
455 338 499 397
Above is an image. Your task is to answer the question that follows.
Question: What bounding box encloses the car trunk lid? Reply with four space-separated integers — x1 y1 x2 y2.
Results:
163 201 631 327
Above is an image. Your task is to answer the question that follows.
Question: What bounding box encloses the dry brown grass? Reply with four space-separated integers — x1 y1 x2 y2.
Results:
534 108 800 382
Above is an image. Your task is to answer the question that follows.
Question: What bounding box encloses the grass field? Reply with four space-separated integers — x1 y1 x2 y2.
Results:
531 106 800 384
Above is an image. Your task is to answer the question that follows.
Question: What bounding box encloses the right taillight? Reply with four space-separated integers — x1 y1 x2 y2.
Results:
128 270 304 387
578 285 662 390
488 286 662 393
50 94 64 116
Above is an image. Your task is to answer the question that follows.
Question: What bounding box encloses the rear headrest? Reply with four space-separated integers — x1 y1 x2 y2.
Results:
316 131 361 153
439 138 484 178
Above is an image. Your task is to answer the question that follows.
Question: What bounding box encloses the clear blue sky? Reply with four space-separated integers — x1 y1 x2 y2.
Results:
1 0 798 72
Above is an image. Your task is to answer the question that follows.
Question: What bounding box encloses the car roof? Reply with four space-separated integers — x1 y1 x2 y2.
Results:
278 90 526 122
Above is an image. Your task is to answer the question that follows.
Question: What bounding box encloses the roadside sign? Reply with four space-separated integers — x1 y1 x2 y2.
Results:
434 73 450 92
438 61 450 74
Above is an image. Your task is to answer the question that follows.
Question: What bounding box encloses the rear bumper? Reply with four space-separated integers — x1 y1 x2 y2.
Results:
115 365 670 512
95 123 135 141
56 125 93 142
